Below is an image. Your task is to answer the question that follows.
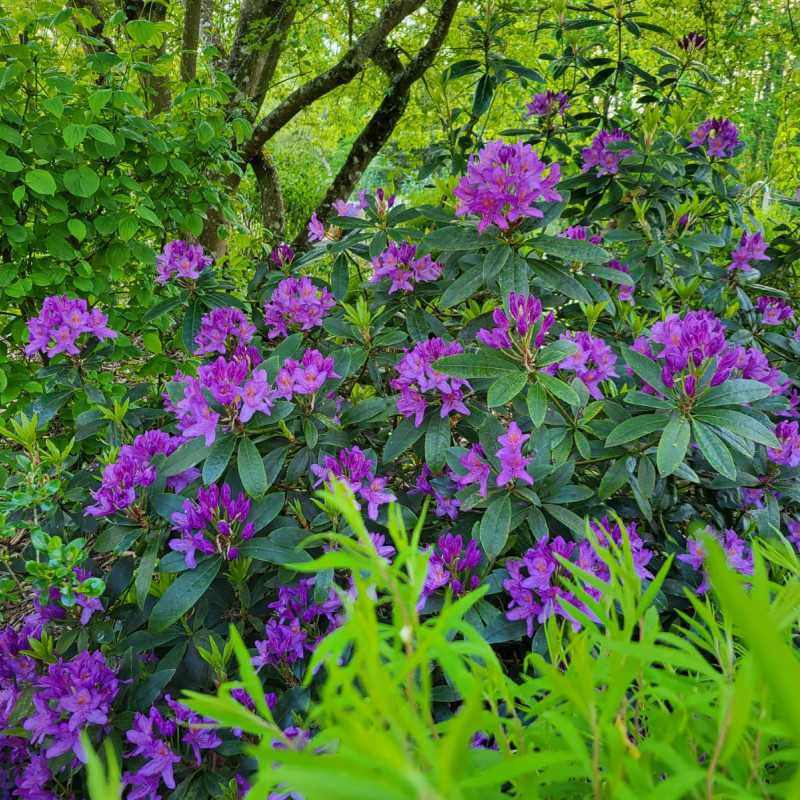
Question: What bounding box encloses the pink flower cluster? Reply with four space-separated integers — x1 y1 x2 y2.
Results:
755 295 794 326
86 430 198 517
420 533 481 606
310 446 395 520
166 349 275 446
728 232 769 272
390 338 471 427
476 292 554 350
526 90 569 119
263 277 335 339
580 129 633 176
193 307 256 355
454 140 561 233
25 295 117 358
275 348 338 399
451 421 533 496
155 240 212 284
370 241 443 294
546 331 618 400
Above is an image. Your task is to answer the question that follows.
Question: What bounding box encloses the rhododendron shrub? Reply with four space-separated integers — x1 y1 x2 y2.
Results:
2 10 799 800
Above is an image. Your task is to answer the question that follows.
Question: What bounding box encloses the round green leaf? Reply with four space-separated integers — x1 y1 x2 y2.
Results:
64 166 100 198
24 169 57 195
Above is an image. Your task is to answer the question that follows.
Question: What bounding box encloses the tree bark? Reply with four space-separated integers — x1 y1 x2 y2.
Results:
251 151 286 239
122 0 171 113
181 0 203 82
294 0 461 248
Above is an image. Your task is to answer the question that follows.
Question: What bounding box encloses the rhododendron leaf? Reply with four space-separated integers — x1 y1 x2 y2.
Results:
623 390 672 410
149 556 221 632
134 538 159 608
161 435 208 477
480 495 511 560
621 346 670 395
238 437 268 497
247 492 286 532
424 413 450 472
692 421 736 480
534 262 593 303
383 417 425 463
586 264 635 286
202 433 236 484
432 351 520 379
656 415 690 476
418 225 483 253
605 413 670 447
537 373 580 406
532 234 611 264
487 371 528 407
440 265 483 308
237 539 310 564
694 379 772 408
693 409 779 448
537 340 579 367
182 299 203 351
598 458 630 499
527 383 548 427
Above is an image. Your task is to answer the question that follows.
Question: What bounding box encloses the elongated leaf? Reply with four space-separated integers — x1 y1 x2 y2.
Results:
487 371 528 407
693 409 779 447
135 538 159 609
534 262 592 303
536 340 578 367
480 495 511 560
537 373 579 405
237 539 311 564
605 413 669 447
421 414 449 473
532 234 611 263
695 379 772 407
238 437 267 497
622 346 670 395
161 436 207 478
248 492 286 532
624 390 672 410
527 383 547 427
598 458 630 499
692 421 736 480
149 557 221 632
432 351 521 379
419 225 483 252
383 417 425 463
202 433 236 484
656 415 690 476
182 300 203 352
440 266 483 309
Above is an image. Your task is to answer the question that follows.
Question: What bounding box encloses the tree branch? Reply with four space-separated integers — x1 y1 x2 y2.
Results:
294 0 460 248
251 151 286 239
242 0 427 162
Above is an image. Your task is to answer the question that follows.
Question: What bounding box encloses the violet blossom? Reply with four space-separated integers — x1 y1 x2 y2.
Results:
271 243 295 269
678 528 753 593
156 240 212 284
526 90 569 119
275 348 339 399
25 295 117 358
755 295 794 326
560 225 604 245
476 292 555 352
728 232 769 272
370 241 443 294
689 118 740 159
768 421 800 468
581 129 633 176
606 259 635 303
194 307 256 356
454 140 561 233
420 533 481 606
546 330 618 400
263 277 335 339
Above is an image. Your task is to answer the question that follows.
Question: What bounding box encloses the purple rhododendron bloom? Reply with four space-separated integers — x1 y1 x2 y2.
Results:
560 225 604 245
606 259 635 303
125 707 182 795
263 277 335 339
311 446 395 520
689 117 740 158
454 140 561 233
787 519 800 549
307 212 326 242
169 483 255 568
275 348 338 399
413 466 461 520
156 240 212 284
526 90 569 119
25 295 117 358
678 529 753 594
581 129 633 176
477 292 555 351
678 31 707 51
547 330 618 399
370 241 443 294
194 307 256 356
450 444 491 498
14 754 56 800
496 421 533 487
420 533 481 606
271 243 295 268
727 231 769 272
755 295 794 326
390 338 471 427
768 421 800 467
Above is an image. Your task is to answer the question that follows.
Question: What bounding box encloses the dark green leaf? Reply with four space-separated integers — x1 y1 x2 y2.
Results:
693 409 779 447
425 414 450 472
149 557 221 633
695 379 772 408
622 346 670 395
537 340 578 367
202 433 236 484
532 235 611 264
537 373 580 405
487 371 528 407
248 492 286 533
383 417 425 463
480 495 511 560
692 422 736 480
656 415 691 476
526 383 547 427
238 437 268 498
605 413 669 447
432 351 521 379
162 436 207 478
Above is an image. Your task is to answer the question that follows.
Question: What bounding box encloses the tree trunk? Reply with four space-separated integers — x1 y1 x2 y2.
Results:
122 0 171 113
181 0 203 82
252 151 286 240
294 0 461 249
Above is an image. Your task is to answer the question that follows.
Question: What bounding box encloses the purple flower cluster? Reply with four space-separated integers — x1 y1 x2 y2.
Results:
606 260 635 303
476 292 555 351
581 129 633 176
755 295 794 326
546 331 618 400
263 277 335 339
23 650 119 762
167 349 275 445
194 307 256 355
678 529 753 594
156 240 212 284
504 520 653 634
414 466 461 520
25 294 117 358
87 430 198 517
678 31 707 51
768 421 800 468
370 241 443 294
310 446 395 520
169 483 255 568
632 310 787 397
420 534 481 606
560 225 604 245
689 117 740 158
271 243 295 269
454 140 561 233
391 338 470 427
275 348 339 399
525 90 569 119
451 421 533 496
728 232 769 272
254 578 341 671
